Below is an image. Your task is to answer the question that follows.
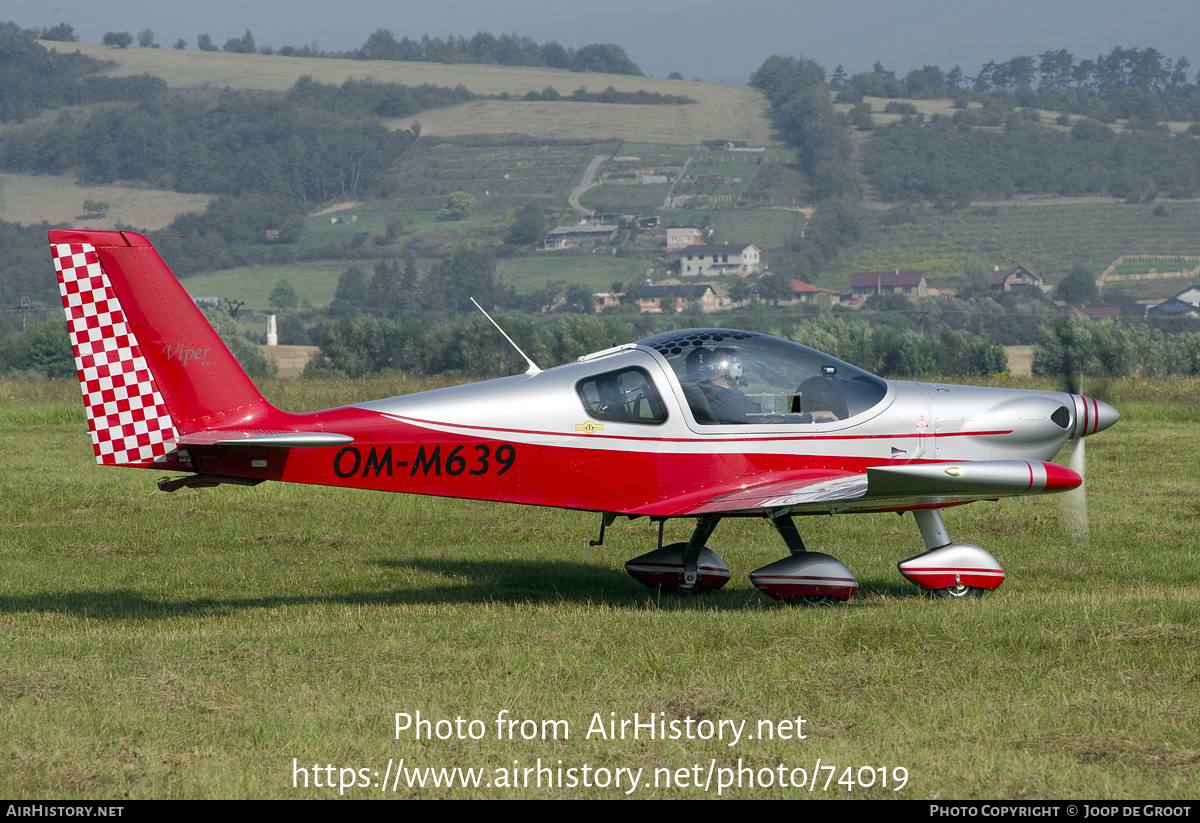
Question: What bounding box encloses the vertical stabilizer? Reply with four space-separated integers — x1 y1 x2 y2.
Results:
49 230 276 465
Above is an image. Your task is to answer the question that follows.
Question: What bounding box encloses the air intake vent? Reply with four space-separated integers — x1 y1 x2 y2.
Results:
1051 405 1071 429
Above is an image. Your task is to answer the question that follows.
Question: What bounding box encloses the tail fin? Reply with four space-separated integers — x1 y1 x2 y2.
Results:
49 230 276 466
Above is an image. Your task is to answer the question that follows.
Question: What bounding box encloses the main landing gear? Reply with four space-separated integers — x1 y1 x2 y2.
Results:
618 507 1006 604
623 517 732 595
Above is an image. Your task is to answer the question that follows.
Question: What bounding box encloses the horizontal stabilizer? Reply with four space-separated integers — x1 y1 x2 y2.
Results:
177 431 354 448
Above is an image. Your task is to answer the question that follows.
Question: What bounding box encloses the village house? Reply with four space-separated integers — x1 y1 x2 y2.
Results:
679 243 762 277
594 292 624 310
544 224 618 249
666 227 703 249
638 284 720 313
791 279 841 304
1148 286 1200 316
991 264 1045 293
849 270 928 300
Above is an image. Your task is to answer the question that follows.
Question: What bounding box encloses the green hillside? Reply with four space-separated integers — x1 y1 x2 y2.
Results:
4 35 1199 345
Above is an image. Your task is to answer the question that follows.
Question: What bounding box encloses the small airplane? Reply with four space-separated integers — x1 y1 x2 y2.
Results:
49 229 1119 605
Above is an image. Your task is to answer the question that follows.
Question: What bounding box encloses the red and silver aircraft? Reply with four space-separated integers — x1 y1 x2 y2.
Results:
49 229 1119 604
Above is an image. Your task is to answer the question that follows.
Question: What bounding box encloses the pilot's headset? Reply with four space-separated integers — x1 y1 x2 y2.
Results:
686 347 744 386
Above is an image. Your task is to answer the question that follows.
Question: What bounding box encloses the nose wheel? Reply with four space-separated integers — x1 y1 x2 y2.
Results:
898 511 1005 597
927 578 986 599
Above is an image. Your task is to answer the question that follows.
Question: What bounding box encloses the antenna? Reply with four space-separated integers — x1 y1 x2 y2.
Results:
470 298 541 375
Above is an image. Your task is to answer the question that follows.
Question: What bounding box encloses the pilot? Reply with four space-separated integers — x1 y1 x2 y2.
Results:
685 347 762 424
686 347 839 425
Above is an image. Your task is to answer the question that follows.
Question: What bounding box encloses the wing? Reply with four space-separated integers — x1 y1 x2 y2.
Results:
661 459 1080 517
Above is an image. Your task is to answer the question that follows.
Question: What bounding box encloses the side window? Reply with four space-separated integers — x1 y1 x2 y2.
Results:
576 368 668 424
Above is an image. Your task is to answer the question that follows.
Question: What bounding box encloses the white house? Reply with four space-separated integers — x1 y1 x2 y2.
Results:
678 244 762 277
666 228 703 249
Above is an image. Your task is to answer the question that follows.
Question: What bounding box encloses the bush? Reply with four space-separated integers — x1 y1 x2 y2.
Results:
102 31 133 49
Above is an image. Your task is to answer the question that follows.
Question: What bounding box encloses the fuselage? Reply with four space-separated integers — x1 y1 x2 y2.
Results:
159 331 1116 517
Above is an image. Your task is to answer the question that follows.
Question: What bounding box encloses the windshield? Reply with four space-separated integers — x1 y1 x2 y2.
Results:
638 329 888 425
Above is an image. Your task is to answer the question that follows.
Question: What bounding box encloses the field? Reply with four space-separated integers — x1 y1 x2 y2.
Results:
496 254 649 294
174 260 355 310
390 141 606 211
1 376 1198 799
578 144 791 214
710 209 803 250
0 172 211 231
60 44 777 147
850 200 1200 288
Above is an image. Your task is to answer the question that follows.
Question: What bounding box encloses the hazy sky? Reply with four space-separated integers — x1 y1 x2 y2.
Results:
12 0 1200 84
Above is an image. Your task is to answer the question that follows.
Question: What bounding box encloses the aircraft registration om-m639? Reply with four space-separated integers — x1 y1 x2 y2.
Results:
49 229 1119 605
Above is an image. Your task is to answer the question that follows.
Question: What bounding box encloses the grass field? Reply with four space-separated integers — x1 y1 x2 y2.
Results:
1 375 1198 799
710 209 802 250
409 99 775 145
496 253 649 293
174 260 355 310
0 172 211 231
58 43 777 147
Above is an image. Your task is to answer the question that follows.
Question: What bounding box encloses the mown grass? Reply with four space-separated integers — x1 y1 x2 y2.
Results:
1 376 1197 798
711 209 802 250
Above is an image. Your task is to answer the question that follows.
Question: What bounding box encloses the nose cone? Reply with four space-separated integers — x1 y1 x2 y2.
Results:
1076 395 1120 437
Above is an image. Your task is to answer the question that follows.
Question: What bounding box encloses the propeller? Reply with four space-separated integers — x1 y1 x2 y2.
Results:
1065 432 1089 546
1048 313 1092 545
1043 314 1119 547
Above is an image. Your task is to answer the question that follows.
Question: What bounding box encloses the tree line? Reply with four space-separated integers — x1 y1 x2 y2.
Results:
835 46 1200 122
521 86 695 105
1034 312 1200 378
830 45 1200 206
306 310 1008 381
748 56 865 282
356 30 644 76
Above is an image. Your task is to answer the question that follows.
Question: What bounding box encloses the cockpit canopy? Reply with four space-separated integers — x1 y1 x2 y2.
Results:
639 329 889 425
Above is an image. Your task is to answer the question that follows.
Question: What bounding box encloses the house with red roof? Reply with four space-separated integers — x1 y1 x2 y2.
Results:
991 264 1045 293
791 279 841 304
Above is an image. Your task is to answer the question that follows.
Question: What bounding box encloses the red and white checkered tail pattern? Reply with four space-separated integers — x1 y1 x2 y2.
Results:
52 243 179 466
